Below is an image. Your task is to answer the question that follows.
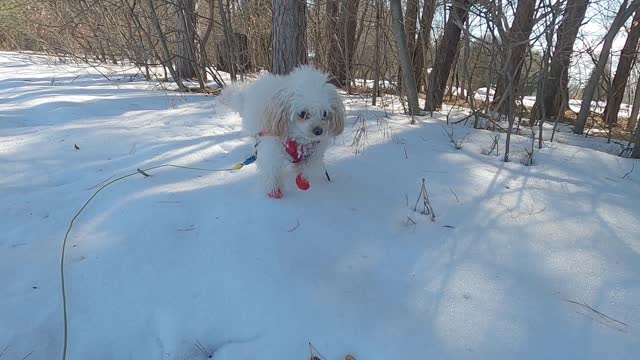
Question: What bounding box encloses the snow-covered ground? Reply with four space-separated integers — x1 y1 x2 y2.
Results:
2 52 640 360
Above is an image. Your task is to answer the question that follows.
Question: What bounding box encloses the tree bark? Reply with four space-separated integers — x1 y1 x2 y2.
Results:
627 78 640 131
631 107 640 159
325 0 340 81
341 0 360 90
218 0 237 80
493 0 536 114
372 0 381 105
603 10 640 126
353 0 370 61
390 0 420 115
416 0 436 93
272 0 307 75
533 0 589 120
425 0 470 111
397 0 419 95
148 0 186 91
199 0 216 82
175 0 197 80
633 118 640 157
575 0 640 134
404 0 419 55
325 0 359 87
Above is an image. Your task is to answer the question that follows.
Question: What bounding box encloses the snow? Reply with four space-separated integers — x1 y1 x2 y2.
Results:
2 52 640 360
353 78 395 89
474 87 496 101
449 87 468 97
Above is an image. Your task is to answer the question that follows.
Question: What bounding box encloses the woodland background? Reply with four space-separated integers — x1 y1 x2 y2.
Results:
2 0 640 157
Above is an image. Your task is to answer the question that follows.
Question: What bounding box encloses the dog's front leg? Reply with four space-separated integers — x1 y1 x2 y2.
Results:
295 142 329 190
256 136 287 198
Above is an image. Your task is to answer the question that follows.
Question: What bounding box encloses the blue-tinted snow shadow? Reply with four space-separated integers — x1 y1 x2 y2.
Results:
4 98 640 360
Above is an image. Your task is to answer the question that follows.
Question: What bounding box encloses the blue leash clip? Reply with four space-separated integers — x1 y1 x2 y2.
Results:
242 154 257 165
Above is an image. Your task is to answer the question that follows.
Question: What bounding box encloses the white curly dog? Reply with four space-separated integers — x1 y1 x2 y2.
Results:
223 66 345 199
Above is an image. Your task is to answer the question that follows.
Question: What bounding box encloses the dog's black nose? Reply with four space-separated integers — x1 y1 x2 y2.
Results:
313 127 323 136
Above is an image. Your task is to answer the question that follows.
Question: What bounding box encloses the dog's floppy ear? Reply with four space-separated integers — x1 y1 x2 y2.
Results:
329 89 345 136
263 89 292 138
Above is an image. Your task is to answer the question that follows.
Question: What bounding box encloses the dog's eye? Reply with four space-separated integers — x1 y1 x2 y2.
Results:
299 110 307 119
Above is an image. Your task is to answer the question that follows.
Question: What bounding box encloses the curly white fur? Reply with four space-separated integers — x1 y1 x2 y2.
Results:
221 66 345 198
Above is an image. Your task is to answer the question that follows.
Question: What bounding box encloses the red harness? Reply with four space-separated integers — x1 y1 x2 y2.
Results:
257 131 319 163
257 131 319 196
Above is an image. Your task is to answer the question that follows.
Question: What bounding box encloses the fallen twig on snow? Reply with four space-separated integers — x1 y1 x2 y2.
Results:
194 339 213 358
562 298 629 328
287 219 301 232
574 310 626 333
622 162 634 179
449 188 460 203
176 224 196 232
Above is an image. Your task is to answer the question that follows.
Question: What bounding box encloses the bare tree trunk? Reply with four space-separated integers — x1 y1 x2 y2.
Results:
398 0 419 94
603 10 640 126
404 0 418 58
353 0 370 63
218 0 237 81
390 0 421 115
633 120 640 157
342 0 360 91
537 1 563 146
325 0 360 87
462 17 474 105
199 0 216 82
627 79 640 131
417 0 436 93
372 0 381 106
272 0 307 75
575 0 640 134
325 0 340 81
425 0 470 111
148 0 186 91
446 54 459 100
493 0 536 114
175 0 197 80
533 0 589 121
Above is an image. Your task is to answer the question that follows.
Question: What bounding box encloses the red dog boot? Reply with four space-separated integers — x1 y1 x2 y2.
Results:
268 188 283 199
296 174 310 191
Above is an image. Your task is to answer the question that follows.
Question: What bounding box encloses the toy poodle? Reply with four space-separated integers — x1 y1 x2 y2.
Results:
223 66 345 199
